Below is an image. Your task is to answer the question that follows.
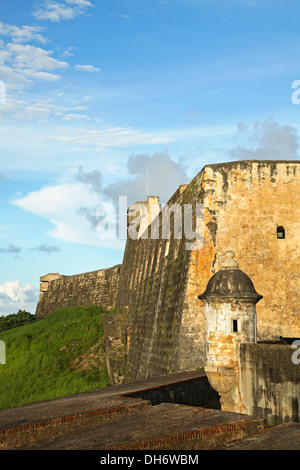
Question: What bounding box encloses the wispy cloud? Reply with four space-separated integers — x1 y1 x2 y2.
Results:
0 94 91 122
108 12 130 20
74 64 100 72
66 0 93 7
33 0 94 22
30 243 61 254
53 125 172 149
60 45 76 57
62 112 91 121
0 244 21 255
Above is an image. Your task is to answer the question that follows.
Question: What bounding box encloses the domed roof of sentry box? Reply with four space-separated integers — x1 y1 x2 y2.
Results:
198 251 263 302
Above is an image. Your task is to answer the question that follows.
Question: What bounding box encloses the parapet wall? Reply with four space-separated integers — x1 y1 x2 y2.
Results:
36 265 121 319
239 343 300 426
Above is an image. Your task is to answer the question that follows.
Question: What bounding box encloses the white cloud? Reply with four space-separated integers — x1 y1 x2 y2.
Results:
13 182 95 217
7 43 68 72
0 279 38 316
33 0 94 22
10 152 190 258
33 2 78 21
0 42 69 90
10 151 190 253
0 22 47 44
0 48 11 65
0 65 31 90
12 182 124 249
66 0 93 6
74 64 100 72
62 113 91 121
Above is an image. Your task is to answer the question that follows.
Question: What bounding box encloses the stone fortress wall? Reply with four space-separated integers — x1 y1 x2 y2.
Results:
36 265 121 319
36 160 300 383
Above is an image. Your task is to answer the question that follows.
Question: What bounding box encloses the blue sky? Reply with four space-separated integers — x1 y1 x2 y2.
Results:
0 0 300 315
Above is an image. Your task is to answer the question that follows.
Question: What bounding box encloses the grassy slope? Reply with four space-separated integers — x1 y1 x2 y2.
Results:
0 306 111 410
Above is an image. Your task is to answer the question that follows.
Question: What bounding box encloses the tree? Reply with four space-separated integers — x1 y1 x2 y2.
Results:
0 310 36 333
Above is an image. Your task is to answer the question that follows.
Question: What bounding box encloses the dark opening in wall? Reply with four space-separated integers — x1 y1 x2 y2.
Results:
124 375 220 409
233 319 238 332
277 226 285 239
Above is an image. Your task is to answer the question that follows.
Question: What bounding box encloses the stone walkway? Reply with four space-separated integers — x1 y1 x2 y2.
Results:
0 370 298 451
16 403 265 450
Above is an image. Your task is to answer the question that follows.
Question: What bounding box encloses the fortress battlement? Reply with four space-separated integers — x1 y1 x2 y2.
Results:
36 160 300 383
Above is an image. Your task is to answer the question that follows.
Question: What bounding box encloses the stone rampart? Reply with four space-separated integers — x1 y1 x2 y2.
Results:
36 265 121 319
116 184 192 381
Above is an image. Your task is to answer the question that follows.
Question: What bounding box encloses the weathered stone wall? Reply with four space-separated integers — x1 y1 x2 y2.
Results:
102 310 128 386
118 160 300 381
198 161 300 341
180 161 300 373
239 343 300 426
116 186 193 382
36 265 121 319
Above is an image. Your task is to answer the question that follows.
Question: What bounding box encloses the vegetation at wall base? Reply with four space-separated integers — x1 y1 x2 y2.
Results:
0 306 111 410
0 310 36 333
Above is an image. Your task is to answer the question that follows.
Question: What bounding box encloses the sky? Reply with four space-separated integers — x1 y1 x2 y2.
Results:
0 0 300 315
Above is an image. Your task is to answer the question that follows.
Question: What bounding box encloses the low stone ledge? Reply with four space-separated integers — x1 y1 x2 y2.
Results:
16 403 266 450
219 422 300 450
0 397 150 450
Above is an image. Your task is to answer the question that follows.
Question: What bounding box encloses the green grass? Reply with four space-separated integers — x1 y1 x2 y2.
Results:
0 306 111 410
